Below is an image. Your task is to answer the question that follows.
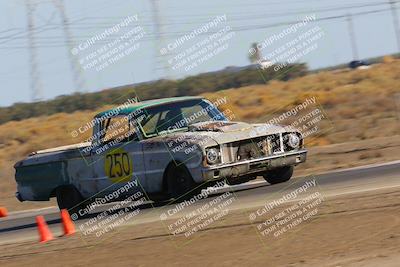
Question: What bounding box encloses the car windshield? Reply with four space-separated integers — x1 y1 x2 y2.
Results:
136 99 227 138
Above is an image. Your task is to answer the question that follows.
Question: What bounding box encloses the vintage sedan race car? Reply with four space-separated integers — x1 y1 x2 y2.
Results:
15 96 307 210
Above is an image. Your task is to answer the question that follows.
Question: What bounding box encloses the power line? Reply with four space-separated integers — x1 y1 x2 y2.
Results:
0 1 398 91
1 1 396 42
0 7 397 50
2 4 396 45
157 1 399 19
0 0 128 44
22 0 87 101
162 0 388 10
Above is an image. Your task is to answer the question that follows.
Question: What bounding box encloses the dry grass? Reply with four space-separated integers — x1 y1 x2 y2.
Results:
0 60 399 210
203 60 400 145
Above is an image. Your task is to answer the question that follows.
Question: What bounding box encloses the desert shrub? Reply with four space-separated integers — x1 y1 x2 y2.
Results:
0 63 308 125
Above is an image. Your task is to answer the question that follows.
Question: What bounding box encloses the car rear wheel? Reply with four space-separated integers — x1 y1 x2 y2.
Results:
263 166 294 185
167 164 197 200
55 186 83 213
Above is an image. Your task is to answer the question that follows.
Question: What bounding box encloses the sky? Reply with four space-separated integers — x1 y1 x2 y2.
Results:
0 0 399 107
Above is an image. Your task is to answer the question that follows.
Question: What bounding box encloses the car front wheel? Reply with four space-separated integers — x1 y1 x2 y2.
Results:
167 164 197 200
263 166 294 185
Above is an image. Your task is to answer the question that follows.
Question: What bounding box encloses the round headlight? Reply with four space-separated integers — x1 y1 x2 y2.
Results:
288 133 300 148
206 148 219 164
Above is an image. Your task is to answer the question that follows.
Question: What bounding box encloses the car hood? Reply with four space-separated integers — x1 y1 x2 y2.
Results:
154 121 293 147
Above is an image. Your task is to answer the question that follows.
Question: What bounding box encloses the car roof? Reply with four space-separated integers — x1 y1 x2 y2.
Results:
94 96 204 118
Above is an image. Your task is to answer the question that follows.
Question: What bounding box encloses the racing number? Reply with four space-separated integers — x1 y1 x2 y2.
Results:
104 148 133 183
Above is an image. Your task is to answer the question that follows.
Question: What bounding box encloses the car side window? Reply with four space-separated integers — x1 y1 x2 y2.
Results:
102 115 137 144
157 110 182 132
139 110 173 136
140 112 161 136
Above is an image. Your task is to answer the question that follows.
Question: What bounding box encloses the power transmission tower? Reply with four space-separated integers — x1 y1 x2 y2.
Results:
150 0 171 78
389 0 400 52
347 13 359 60
25 0 85 102
25 0 43 101
53 0 85 93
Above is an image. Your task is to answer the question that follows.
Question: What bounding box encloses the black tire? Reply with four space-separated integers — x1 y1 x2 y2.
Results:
166 163 197 200
226 176 254 186
263 166 294 185
55 186 83 213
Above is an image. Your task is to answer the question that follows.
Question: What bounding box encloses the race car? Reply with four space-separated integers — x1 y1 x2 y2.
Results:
14 96 307 210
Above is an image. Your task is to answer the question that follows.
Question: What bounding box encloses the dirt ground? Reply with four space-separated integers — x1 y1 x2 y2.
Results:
0 187 399 266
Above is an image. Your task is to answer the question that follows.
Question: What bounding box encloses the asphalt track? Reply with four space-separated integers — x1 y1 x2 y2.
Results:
0 160 399 245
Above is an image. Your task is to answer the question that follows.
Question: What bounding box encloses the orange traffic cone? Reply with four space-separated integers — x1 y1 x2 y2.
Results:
36 216 54 243
0 207 8 217
61 209 76 236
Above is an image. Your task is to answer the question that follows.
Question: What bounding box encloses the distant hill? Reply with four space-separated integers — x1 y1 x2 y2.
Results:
2 51 397 125
0 63 307 125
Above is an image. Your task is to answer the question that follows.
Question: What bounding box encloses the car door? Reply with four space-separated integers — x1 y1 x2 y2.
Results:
90 114 146 199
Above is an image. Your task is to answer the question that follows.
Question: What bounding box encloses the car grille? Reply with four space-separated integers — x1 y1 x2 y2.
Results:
221 133 302 163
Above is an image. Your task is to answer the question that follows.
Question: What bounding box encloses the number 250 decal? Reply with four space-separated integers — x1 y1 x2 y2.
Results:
104 148 133 183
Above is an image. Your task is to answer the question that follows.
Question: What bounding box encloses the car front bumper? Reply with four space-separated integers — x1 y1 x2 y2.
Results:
202 149 307 181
